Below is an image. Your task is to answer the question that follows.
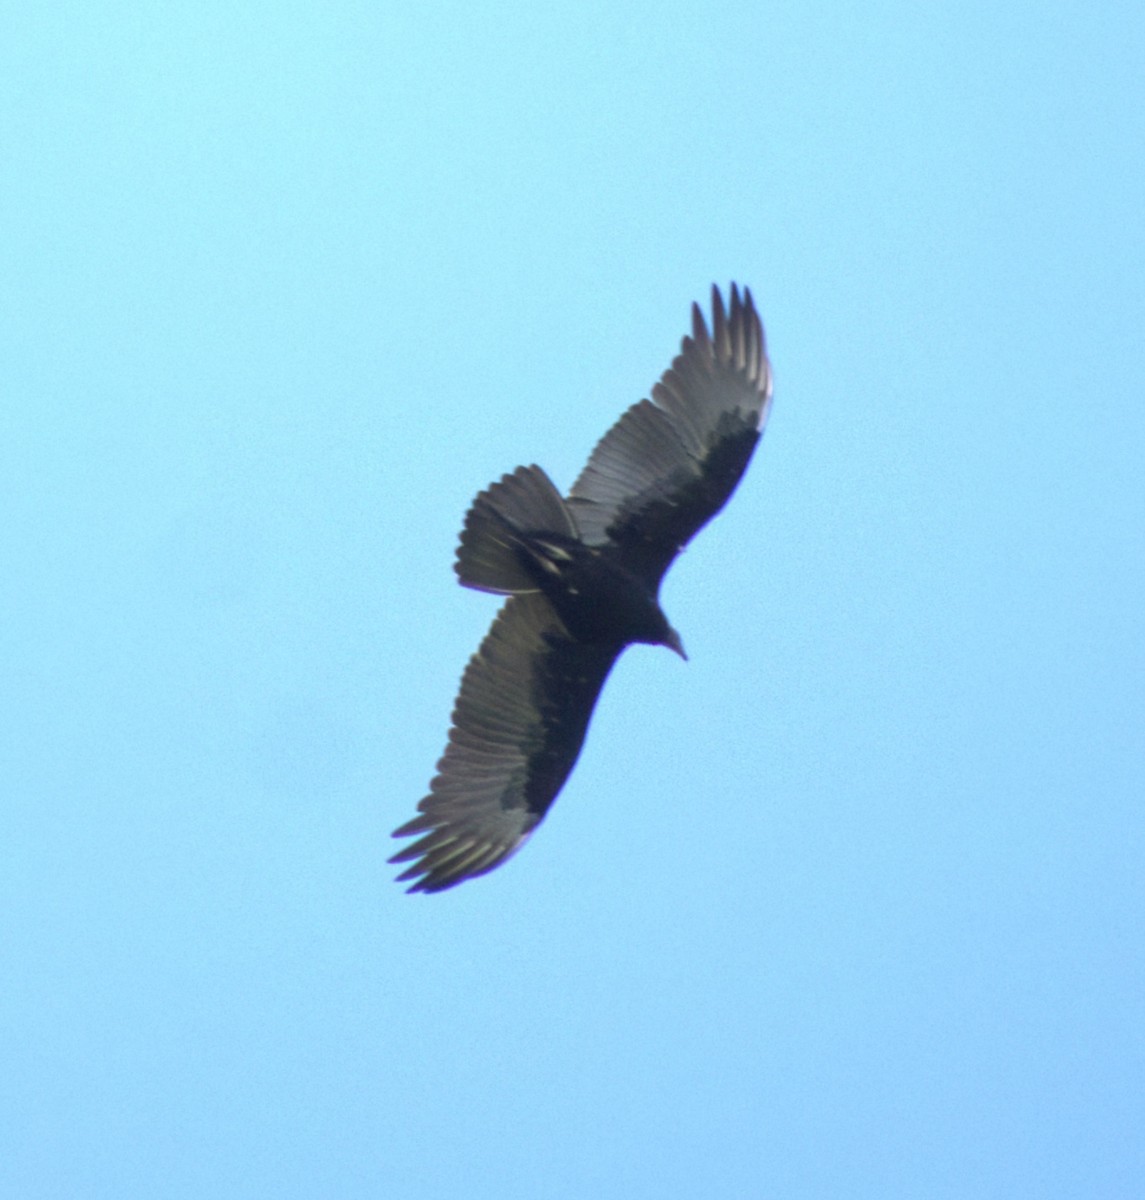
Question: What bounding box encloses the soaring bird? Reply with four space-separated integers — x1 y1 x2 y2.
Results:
391 284 773 892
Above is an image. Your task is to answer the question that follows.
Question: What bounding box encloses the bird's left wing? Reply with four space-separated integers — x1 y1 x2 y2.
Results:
390 593 621 893
568 283 773 586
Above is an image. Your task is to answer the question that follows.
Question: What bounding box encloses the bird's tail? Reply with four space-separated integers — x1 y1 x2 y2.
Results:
455 465 581 594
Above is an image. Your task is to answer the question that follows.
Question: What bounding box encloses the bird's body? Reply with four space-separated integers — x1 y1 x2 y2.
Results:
461 480 686 655
391 284 773 892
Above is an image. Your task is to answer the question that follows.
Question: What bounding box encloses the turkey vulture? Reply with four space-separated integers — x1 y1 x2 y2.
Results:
391 284 773 892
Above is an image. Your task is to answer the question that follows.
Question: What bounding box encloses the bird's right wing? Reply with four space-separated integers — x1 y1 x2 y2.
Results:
568 284 773 586
390 593 621 893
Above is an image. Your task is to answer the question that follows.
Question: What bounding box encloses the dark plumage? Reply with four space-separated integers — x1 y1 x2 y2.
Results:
391 284 773 892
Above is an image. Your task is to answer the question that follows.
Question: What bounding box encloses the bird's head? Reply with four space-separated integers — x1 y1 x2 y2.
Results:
662 625 688 661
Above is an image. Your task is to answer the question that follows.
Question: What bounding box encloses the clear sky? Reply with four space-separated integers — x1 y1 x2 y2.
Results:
4 2 1143 1196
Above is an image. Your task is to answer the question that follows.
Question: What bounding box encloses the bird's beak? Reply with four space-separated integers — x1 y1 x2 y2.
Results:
665 628 688 661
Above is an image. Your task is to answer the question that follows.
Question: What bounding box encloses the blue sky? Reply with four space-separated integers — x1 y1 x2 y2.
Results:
4 2 1143 1196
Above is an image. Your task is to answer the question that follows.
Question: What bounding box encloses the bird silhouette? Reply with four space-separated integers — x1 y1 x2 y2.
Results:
391 284 773 892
